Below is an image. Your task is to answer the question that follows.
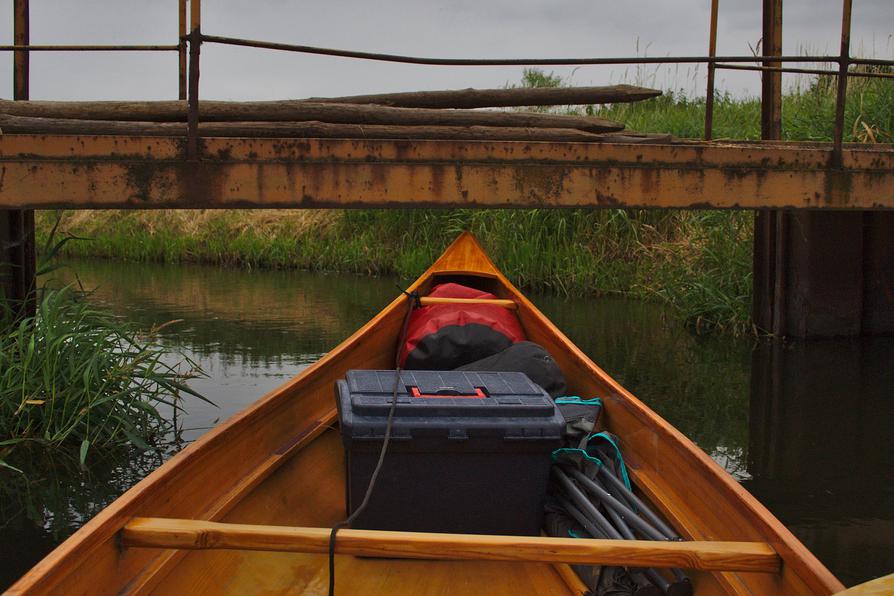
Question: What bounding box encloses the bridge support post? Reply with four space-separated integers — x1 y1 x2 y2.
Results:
753 0 892 337
862 213 894 334
756 212 894 337
753 0 786 335
0 209 36 316
1 0 36 319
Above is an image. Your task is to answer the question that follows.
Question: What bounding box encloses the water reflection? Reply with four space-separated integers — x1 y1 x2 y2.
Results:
1 259 891 588
50 260 398 439
533 294 753 477
746 338 894 586
58 259 396 363
1 445 170 590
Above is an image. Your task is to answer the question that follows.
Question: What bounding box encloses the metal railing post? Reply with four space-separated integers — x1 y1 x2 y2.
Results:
179 0 188 100
704 0 719 140
187 0 201 160
753 0 784 335
832 0 853 167
760 0 783 141
2 0 36 319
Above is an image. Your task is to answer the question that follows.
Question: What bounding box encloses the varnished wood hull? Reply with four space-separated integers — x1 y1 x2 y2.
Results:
8 233 844 595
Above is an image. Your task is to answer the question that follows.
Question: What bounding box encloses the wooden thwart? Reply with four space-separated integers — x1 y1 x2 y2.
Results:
418 297 517 309
121 517 781 573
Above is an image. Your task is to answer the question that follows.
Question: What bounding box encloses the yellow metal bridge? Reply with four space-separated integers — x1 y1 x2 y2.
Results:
1 0 893 337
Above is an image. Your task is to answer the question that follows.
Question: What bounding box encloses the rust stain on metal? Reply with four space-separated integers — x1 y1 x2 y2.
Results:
639 167 655 198
255 162 266 201
284 162 297 201
0 135 891 210
511 166 571 205
823 169 854 206
428 162 445 195
452 163 464 199
124 162 159 202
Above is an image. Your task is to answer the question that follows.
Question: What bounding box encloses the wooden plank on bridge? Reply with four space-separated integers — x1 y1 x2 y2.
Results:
0 134 891 210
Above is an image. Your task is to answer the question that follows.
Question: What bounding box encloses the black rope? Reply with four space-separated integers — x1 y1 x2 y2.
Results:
328 290 419 596
398 285 422 309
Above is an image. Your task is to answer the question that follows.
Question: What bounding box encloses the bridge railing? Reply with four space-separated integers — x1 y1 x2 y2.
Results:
2 0 893 161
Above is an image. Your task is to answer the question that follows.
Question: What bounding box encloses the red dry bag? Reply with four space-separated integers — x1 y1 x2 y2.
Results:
399 283 526 369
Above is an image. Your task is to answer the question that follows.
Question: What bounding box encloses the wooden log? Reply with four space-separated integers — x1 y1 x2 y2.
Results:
597 132 673 144
308 85 663 109
0 99 188 122
0 99 623 132
418 297 517 309
120 517 781 573
0 114 619 142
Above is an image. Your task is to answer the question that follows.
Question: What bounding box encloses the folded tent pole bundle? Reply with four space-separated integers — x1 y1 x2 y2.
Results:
548 401 693 596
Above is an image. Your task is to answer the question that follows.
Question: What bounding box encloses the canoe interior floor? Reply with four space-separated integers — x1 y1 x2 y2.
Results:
149 429 575 595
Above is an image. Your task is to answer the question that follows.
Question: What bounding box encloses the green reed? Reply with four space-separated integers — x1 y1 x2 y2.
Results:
1 229 208 470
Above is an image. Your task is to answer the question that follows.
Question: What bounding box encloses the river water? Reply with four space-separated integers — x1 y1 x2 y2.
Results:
2 258 891 589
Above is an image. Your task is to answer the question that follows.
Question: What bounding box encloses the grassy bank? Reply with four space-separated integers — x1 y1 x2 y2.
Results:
35 71 892 335
37 208 754 333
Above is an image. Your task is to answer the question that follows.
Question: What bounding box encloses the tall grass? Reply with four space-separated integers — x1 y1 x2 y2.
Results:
336 208 755 333
1 233 208 470
593 66 894 142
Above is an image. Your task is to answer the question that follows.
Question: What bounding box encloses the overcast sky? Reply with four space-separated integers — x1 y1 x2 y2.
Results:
0 1 890 101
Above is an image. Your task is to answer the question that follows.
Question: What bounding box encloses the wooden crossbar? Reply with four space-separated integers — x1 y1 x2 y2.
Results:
121 518 781 573
418 297 517 309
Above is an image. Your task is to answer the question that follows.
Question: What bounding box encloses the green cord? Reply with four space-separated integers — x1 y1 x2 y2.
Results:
587 432 632 491
555 396 603 406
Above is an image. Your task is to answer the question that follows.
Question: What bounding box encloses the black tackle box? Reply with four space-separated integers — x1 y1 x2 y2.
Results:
335 369 565 535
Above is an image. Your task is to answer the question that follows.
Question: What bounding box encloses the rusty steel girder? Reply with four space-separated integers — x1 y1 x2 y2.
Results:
0 134 892 210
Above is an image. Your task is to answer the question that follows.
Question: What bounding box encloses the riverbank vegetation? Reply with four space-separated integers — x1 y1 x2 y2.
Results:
37 208 755 333
34 69 892 335
1 236 207 471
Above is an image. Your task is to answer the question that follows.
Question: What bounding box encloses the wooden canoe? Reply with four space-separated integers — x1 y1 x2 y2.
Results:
8 232 844 595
